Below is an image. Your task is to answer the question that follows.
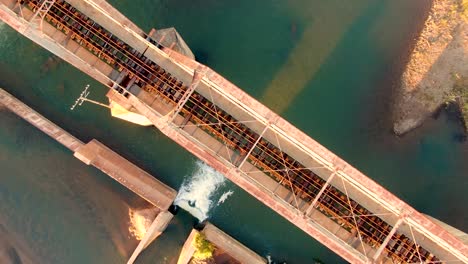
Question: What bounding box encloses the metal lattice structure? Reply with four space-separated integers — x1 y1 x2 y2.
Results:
28 0 55 30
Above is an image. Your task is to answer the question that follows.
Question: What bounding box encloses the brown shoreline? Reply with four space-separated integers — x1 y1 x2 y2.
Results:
392 0 468 136
362 0 434 140
442 99 468 136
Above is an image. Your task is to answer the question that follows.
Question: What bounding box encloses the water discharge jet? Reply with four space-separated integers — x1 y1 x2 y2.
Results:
174 161 229 222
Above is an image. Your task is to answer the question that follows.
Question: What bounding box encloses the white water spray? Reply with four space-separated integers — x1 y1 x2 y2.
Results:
267 255 273 264
174 161 226 221
217 190 234 206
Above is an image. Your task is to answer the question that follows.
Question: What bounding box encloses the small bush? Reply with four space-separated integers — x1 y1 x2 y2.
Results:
449 73 468 129
192 233 215 260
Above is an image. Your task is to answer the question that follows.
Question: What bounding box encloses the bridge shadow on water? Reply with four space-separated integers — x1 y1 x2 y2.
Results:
260 0 375 114
278 0 468 233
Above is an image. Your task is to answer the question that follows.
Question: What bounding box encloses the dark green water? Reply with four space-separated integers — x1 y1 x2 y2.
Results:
0 0 466 263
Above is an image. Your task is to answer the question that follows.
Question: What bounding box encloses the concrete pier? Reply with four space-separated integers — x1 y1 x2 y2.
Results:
74 139 176 210
177 223 266 264
0 89 84 152
203 223 267 264
128 211 174 264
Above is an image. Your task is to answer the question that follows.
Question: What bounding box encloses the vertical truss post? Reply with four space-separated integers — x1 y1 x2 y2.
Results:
111 69 129 90
29 0 56 31
305 171 337 216
372 216 405 262
168 65 207 124
237 125 269 169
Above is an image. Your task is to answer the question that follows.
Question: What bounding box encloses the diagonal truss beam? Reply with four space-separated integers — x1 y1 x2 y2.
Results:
341 177 369 260
13 0 26 20
305 170 337 216
169 65 207 124
207 86 234 164
237 124 269 168
372 216 405 262
407 221 424 263
273 132 301 209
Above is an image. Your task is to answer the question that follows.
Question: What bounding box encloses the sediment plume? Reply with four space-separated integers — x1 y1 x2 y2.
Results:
128 207 159 241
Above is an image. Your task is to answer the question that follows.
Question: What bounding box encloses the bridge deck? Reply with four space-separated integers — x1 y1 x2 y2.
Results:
0 0 466 263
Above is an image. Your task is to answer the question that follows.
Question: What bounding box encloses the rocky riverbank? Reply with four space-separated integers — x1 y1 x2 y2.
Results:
393 0 467 135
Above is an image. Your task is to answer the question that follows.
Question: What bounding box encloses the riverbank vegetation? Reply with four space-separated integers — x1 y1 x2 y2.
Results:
192 233 215 263
446 74 468 130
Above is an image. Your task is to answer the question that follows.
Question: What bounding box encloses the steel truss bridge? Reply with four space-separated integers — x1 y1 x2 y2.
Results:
0 0 467 263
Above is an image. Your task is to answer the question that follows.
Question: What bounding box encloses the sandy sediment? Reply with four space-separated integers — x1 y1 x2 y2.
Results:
128 207 159 241
393 0 468 135
0 222 37 264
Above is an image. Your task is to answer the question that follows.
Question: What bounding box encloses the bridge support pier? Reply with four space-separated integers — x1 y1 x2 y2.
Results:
127 211 174 264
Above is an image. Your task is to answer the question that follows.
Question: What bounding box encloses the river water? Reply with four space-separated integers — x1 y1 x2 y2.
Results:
0 0 467 263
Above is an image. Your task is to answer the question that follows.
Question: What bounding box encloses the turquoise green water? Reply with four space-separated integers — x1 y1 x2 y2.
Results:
0 0 467 263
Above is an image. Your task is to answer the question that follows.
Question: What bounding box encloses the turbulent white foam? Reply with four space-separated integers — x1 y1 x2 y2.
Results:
174 161 226 221
217 190 234 206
